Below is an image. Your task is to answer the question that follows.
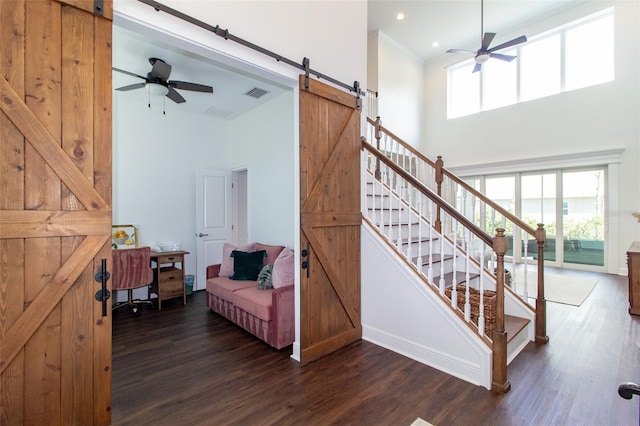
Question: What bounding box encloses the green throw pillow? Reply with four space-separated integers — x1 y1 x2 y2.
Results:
257 264 274 289
230 250 266 281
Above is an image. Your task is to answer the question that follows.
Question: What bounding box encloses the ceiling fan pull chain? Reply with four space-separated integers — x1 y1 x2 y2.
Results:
148 84 151 109
163 96 166 115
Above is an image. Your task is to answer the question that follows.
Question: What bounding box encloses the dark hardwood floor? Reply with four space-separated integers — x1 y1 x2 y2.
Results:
112 270 640 425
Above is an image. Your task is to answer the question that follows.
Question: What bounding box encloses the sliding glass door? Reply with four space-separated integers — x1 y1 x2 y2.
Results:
561 169 605 267
467 167 606 271
521 173 557 262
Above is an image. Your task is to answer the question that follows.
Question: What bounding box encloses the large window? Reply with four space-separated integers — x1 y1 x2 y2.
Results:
447 8 614 119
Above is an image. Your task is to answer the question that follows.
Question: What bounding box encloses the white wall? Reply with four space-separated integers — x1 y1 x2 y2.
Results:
113 94 229 279
361 226 492 389
114 0 367 92
229 91 296 248
368 31 425 146
420 1 639 274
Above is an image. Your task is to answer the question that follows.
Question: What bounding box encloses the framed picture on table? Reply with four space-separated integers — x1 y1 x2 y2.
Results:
111 224 138 249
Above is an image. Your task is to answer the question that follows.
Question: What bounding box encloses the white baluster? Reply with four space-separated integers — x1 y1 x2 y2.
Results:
451 216 458 309
382 168 390 240
471 195 477 228
478 245 486 336
396 174 403 253
417 193 423 276
407 182 412 262
439 214 446 296
371 160 377 226
428 198 434 284
464 230 471 322
523 234 529 300
511 225 517 293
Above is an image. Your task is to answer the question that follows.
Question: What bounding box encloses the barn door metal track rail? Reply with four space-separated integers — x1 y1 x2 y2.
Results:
137 0 365 107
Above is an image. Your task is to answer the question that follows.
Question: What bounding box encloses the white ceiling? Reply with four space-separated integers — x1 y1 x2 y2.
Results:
112 25 290 118
369 0 584 62
113 1 583 116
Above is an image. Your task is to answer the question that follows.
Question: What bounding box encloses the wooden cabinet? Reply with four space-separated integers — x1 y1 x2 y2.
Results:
150 250 189 310
626 242 640 315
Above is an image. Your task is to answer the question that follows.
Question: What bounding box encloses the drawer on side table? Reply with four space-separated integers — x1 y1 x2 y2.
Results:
150 250 189 310
158 267 184 298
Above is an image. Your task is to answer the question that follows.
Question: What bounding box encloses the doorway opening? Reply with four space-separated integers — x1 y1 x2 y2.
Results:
232 168 248 246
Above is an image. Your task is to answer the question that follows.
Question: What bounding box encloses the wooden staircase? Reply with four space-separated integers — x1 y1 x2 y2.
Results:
360 117 548 392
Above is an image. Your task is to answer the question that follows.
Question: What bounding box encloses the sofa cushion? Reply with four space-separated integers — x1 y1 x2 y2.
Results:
231 250 266 280
256 243 285 267
233 287 273 321
206 276 255 302
272 247 295 288
257 264 274 290
220 242 257 277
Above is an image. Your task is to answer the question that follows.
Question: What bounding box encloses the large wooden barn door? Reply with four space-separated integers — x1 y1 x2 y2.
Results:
0 0 113 424
299 75 362 365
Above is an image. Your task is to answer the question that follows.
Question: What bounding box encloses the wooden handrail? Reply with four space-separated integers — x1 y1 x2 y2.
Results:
365 116 542 241
362 141 493 247
367 116 437 168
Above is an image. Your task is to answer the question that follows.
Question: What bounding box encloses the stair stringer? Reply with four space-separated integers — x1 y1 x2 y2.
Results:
361 224 493 390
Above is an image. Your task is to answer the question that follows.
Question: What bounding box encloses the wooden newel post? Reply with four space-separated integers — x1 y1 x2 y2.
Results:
435 156 444 233
492 228 511 393
374 116 382 179
535 223 549 343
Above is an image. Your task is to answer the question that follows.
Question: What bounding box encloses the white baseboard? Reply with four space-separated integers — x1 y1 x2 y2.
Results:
362 325 491 390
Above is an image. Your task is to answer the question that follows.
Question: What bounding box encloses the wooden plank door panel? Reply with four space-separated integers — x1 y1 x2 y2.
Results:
299 76 362 365
0 1 112 424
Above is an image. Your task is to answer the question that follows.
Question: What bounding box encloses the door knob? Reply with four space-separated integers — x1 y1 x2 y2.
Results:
196 233 209 237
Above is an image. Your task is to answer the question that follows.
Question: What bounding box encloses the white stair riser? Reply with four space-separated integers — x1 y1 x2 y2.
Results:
417 257 455 275
396 240 441 257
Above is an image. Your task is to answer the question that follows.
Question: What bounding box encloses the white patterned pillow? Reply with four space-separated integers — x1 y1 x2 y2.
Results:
257 264 274 290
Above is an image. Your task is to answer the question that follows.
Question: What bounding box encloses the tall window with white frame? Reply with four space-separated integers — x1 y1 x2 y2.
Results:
447 7 614 119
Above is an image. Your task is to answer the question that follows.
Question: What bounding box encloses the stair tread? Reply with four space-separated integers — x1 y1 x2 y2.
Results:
382 221 419 226
396 236 438 245
505 315 530 343
412 254 454 265
368 206 402 211
433 272 480 285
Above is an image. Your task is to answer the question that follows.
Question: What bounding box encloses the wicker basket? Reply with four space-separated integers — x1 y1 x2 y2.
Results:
445 284 496 336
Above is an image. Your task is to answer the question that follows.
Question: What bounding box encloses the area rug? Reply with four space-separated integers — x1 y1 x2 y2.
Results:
512 270 598 306
411 418 434 426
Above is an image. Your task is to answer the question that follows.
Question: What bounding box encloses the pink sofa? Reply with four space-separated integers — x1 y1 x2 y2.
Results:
205 243 295 349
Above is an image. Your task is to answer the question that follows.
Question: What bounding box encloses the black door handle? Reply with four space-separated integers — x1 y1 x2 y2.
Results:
94 258 111 317
301 243 310 278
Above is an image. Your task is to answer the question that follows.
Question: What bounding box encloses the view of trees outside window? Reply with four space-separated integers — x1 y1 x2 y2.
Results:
463 168 606 268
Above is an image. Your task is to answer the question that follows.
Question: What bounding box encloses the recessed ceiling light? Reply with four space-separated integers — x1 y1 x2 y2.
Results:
432 41 439 48
396 12 405 21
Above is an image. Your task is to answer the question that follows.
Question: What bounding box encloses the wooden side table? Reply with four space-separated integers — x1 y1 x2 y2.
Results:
626 242 640 315
150 250 190 310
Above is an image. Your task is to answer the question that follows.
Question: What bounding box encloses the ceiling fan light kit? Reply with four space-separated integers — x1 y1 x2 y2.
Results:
147 82 169 96
446 0 527 73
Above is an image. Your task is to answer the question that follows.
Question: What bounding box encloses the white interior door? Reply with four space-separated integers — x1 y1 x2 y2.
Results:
196 169 232 291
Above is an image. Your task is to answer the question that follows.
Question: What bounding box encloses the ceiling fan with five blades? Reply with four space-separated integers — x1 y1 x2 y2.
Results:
113 57 213 104
446 0 528 73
